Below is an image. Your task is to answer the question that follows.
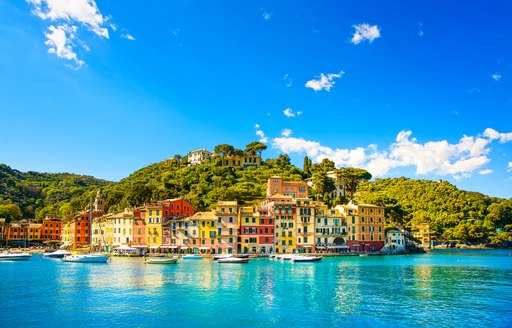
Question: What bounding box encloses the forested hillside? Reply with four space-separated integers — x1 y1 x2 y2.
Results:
0 164 110 220
356 177 512 244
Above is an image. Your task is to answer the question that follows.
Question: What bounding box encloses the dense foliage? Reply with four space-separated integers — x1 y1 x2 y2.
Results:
356 177 512 245
0 164 110 220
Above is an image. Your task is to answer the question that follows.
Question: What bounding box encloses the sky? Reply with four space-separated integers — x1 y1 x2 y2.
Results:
0 0 511 199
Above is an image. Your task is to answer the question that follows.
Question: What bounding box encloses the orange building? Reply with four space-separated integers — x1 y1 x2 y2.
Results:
41 218 62 242
266 176 308 199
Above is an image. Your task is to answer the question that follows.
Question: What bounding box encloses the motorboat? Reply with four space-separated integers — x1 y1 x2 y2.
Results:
62 253 109 263
145 256 178 264
0 252 32 261
218 257 249 263
212 254 233 260
291 255 322 263
182 254 203 260
112 245 142 257
276 254 296 261
43 250 72 259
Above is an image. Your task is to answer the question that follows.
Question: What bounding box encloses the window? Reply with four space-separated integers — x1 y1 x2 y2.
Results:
252 218 256 223
229 217 233 223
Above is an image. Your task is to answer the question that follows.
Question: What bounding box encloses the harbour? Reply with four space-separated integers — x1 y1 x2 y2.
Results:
1 249 511 327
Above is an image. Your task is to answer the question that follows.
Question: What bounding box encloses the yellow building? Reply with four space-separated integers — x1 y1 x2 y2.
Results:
337 202 385 252
296 198 315 253
413 223 431 248
196 211 217 254
267 194 297 253
60 218 73 249
140 204 163 252
215 201 238 254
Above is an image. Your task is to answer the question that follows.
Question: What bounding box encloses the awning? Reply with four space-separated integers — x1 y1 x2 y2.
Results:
300 245 313 248
316 246 326 249
199 246 211 250
132 245 148 248
149 246 160 249
180 246 189 250
161 246 179 249
328 245 350 249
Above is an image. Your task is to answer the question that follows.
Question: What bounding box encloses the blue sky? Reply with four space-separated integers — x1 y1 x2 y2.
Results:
0 0 511 199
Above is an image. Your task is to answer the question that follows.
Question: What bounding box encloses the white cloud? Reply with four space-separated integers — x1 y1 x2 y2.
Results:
351 23 380 44
283 108 302 118
483 128 512 143
271 128 512 180
27 0 110 67
27 0 109 38
305 71 345 92
44 24 84 67
262 12 272 21
121 33 135 41
281 129 293 137
507 162 512 172
255 124 268 143
492 72 502 81
171 28 181 36
283 74 292 87
418 23 424 37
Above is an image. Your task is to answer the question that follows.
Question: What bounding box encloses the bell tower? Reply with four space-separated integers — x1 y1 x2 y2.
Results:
94 189 104 212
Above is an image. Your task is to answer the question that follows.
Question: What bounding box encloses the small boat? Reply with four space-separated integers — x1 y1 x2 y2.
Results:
182 254 203 260
62 253 109 263
212 254 233 260
233 254 249 259
0 252 32 261
43 250 72 259
276 254 296 261
145 256 178 264
218 257 249 263
291 255 322 263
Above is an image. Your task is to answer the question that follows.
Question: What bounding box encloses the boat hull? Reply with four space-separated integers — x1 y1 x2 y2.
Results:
63 254 109 263
145 257 178 264
0 253 32 261
218 258 249 263
43 251 71 259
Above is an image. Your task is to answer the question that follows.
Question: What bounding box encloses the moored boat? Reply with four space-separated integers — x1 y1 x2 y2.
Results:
145 256 178 264
291 255 322 263
43 250 72 259
218 257 249 263
0 252 32 261
63 253 109 263
213 254 233 260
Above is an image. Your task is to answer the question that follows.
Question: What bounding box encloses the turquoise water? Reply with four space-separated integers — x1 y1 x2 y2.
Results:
1 250 511 327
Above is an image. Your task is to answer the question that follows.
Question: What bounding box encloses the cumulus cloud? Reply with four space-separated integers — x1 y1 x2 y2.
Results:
271 128 512 179
121 33 135 41
507 162 512 172
283 108 302 118
262 12 272 21
351 23 381 44
479 169 493 175
255 124 268 143
305 71 344 92
483 128 512 143
281 129 293 137
44 24 84 67
27 0 110 67
492 72 502 81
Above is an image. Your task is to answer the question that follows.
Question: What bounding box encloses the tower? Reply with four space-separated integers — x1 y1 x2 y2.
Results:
94 189 104 212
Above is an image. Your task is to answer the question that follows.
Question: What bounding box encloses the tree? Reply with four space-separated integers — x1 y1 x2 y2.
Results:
303 156 312 177
336 167 372 200
214 144 235 157
0 203 23 221
275 154 291 168
245 142 267 156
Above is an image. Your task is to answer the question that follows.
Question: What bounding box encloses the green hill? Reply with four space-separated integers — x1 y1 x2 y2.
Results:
0 164 111 220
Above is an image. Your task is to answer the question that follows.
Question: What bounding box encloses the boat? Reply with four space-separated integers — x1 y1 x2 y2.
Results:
218 257 249 263
0 252 32 261
63 197 109 264
112 245 142 257
233 254 249 259
182 254 203 260
276 254 296 261
144 256 178 264
62 253 110 263
291 255 322 263
212 254 233 260
43 250 72 259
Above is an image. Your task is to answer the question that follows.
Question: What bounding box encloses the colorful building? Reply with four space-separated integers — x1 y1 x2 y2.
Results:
266 176 308 199
158 198 194 218
188 148 215 166
215 201 238 254
338 202 385 252
140 204 163 253
239 206 259 254
382 229 406 253
296 198 316 253
41 217 62 245
265 194 297 254
314 203 348 253
196 211 217 254
413 223 431 248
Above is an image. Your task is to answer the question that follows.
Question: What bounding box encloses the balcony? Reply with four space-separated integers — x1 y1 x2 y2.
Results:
298 232 313 236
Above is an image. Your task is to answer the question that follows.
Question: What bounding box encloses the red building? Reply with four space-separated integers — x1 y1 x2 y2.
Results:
41 218 62 242
157 198 194 218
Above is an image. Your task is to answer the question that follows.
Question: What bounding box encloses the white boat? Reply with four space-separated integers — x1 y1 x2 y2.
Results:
145 256 178 264
63 253 109 263
62 197 109 264
182 254 203 260
43 250 72 259
218 257 249 263
276 254 296 261
112 245 142 257
291 255 322 262
0 252 32 261
213 254 233 260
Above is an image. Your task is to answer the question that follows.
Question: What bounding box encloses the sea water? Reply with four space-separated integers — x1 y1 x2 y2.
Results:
1 250 511 327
